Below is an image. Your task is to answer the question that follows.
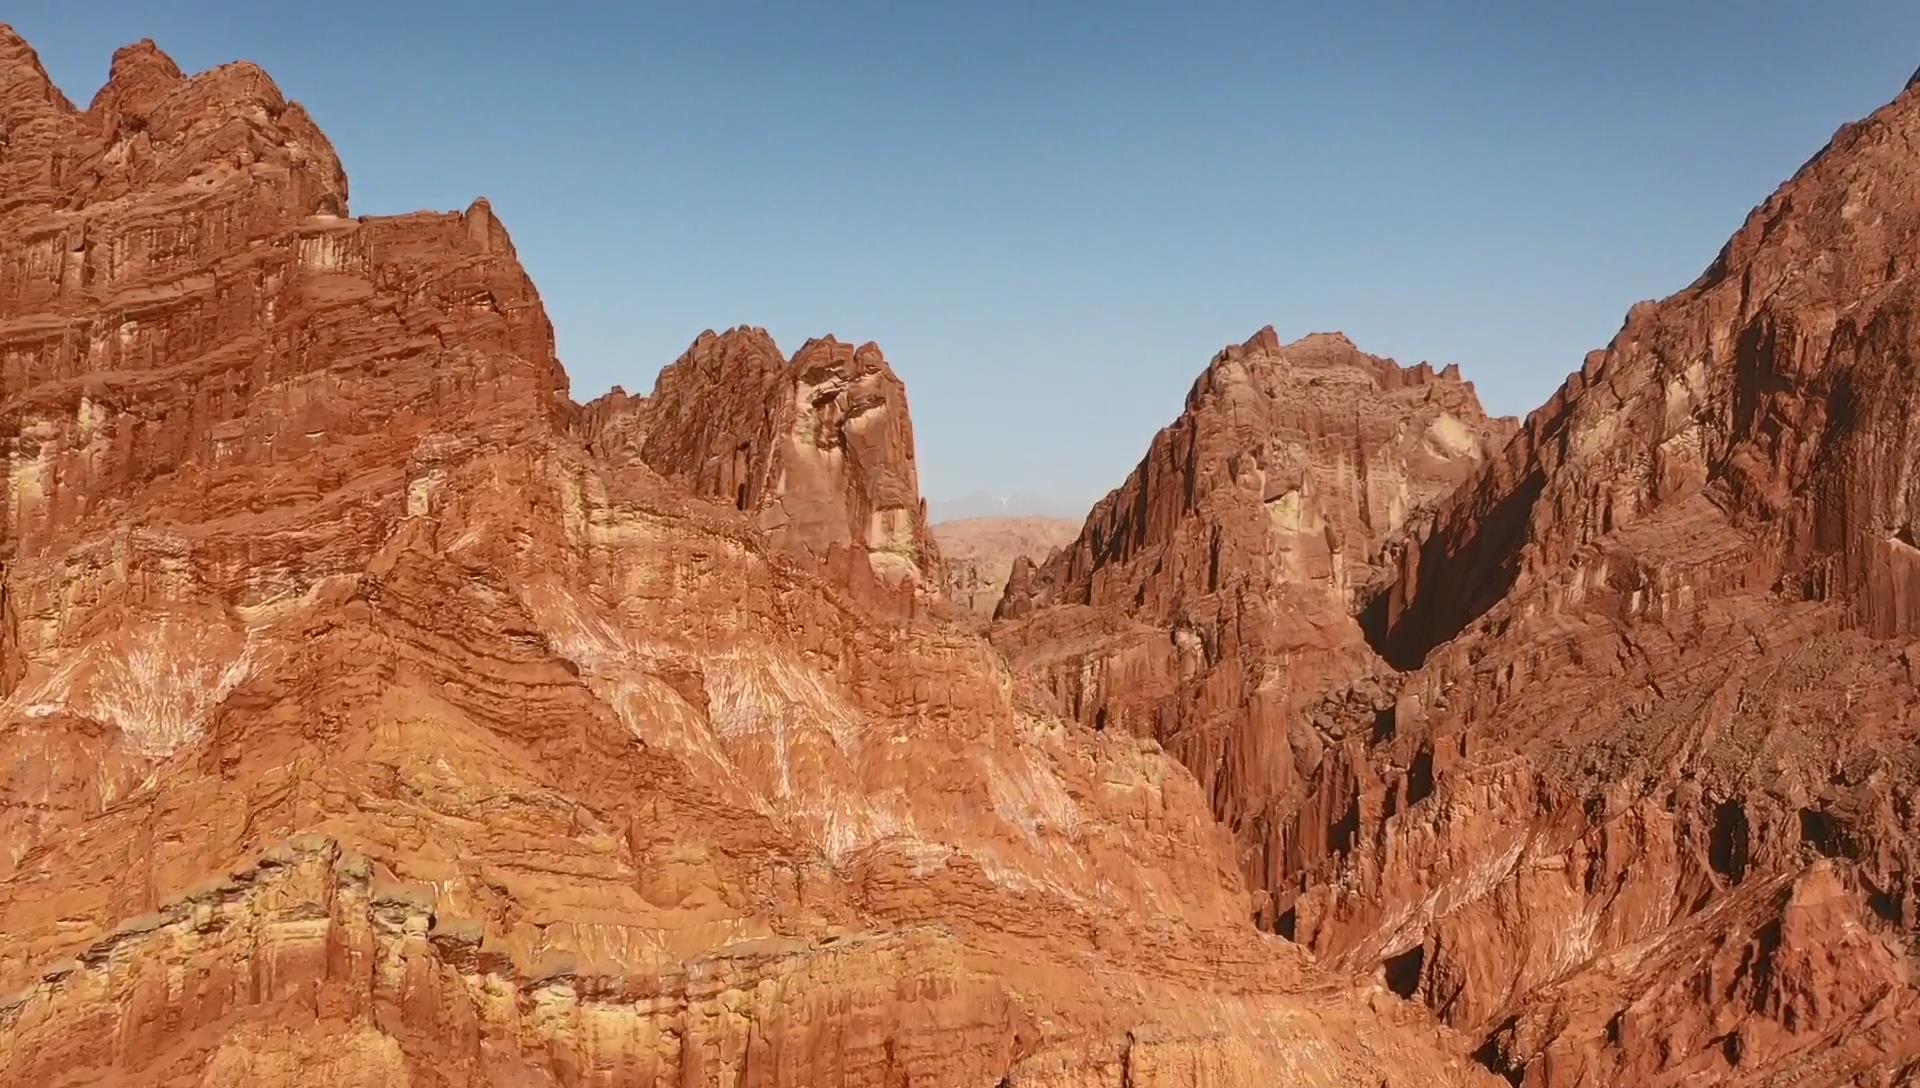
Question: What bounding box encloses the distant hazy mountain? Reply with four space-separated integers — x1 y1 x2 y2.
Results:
928 490 1088 523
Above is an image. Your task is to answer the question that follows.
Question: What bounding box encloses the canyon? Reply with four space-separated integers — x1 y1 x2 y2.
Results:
0 28 1486 1088
995 67 1920 1088
932 517 1078 622
1 23 1918 1088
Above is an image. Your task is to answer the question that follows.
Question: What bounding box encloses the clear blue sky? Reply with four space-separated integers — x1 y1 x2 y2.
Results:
10 3 1920 513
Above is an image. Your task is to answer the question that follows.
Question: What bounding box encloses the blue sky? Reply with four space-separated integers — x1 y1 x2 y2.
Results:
10 3 1920 512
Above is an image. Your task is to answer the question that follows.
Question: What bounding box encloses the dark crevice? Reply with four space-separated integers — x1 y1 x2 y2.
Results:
1361 466 1548 670
1406 743 1436 808
1709 801 1750 882
1471 1019 1526 1087
1867 878 1904 925
1383 944 1425 999
1370 706 1397 742
1799 807 1856 859
1737 919 1784 1011
1331 797 1359 857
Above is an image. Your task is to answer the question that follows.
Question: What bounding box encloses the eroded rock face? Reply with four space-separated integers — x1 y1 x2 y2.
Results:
580 327 943 602
1278 72 1920 1086
992 328 1512 926
994 71 1920 1084
1002 72 1920 1088
932 516 1078 622
0 28 1494 1088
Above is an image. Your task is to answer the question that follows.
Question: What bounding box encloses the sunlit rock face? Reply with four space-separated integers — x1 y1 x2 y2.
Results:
992 327 1513 930
579 327 944 606
997 66 1920 1088
0 27 1498 1088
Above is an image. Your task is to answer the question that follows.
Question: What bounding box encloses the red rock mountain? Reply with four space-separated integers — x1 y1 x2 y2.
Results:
0 29 1494 1088
10 23 1920 1088
995 62 1920 1088
994 328 1514 925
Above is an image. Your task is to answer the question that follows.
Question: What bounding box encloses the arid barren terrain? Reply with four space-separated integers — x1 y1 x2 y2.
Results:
1 25 1918 1088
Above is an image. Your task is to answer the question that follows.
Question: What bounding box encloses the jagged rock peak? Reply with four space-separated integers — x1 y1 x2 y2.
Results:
791 333 894 376
990 315 1516 946
93 37 186 110
0 27 349 217
0 23 72 113
1377 53 1920 667
0 23 561 560
1211 326 1483 393
88 38 195 128
1185 326 1500 427
658 325 786 385
582 327 943 601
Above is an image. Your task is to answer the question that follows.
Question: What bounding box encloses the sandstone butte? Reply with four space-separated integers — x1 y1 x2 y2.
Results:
996 62 1920 1088
0 28 1498 1088
1 26 1918 1088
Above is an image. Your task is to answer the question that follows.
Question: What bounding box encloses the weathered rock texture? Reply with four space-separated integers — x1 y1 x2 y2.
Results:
994 329 1514 924
997 66 1920 1088
933 516 1078 621
579 326 943 600
0 29 1494 1088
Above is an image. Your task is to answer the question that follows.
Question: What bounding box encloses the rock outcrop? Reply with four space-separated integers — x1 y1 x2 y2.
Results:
932 516 1078 622
0 28 1493 1088
995 64 1920 1088
1291 71 1920 1087
580 326 943 603
993 328 1513 925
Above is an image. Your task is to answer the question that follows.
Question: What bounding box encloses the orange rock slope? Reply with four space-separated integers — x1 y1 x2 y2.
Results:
0 29 1494 1088
996 62 1920 1088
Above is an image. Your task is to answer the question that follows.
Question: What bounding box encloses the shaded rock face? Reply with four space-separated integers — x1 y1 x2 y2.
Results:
1297 74 1920 1087
1376 77 1920 665
580 327 943 603
995 71 1920 1088
0 29 1496 1088
993 328 1512 925
932 516 1078 622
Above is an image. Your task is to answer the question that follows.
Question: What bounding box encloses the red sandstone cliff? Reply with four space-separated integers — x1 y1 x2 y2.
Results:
0 28 1492 1088
579 326 943 603
993 328 1514 926
995 63 1920 1088
1296 71 1920 1087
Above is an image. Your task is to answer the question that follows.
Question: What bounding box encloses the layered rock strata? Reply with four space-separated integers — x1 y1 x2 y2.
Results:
994 329 1513 926
997 66 1920 1088
0 28 1492 1088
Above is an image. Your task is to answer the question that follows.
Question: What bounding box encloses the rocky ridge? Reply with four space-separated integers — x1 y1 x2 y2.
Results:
994 63 1920 1088
0 28 1492 1088
993 328 1515 926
